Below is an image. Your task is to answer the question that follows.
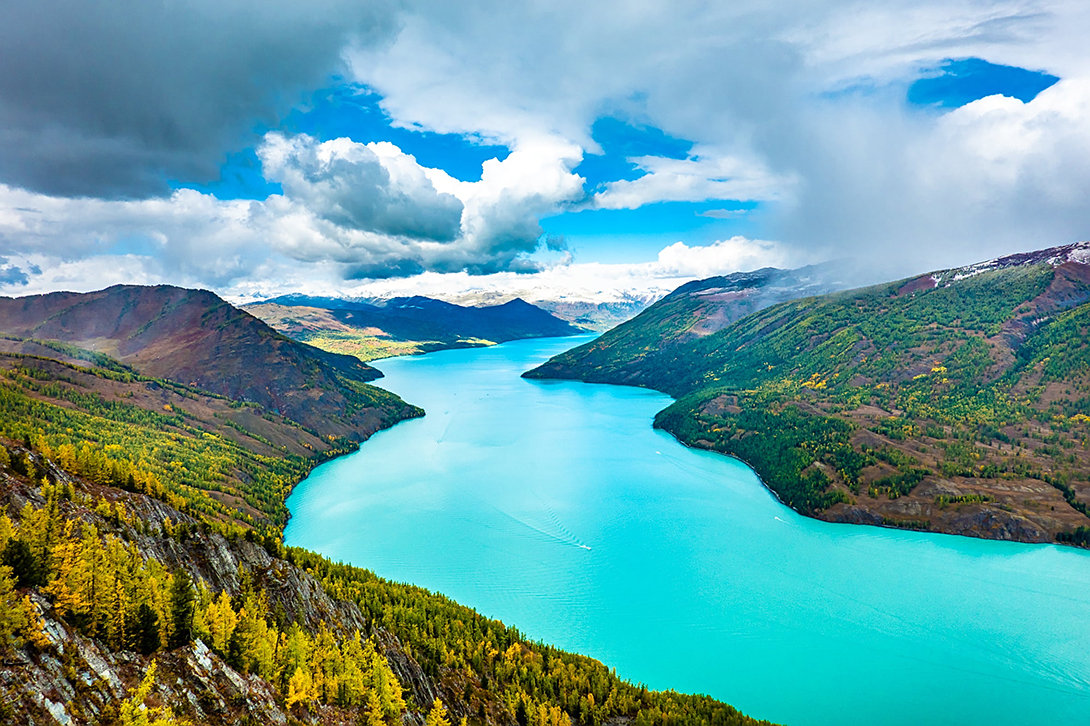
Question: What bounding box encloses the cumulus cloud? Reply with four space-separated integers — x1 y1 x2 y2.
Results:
435 136 587 269
0 130 589 291
254 133 585 277
0 185 270 287
259 134 464 242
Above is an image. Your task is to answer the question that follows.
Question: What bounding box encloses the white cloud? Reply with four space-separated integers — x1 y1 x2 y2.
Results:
592 151 794 210
0 131 590 293
0 185 268 286
259 133 464 242
221 236 797 306
651 237 793 277
0 180 792 304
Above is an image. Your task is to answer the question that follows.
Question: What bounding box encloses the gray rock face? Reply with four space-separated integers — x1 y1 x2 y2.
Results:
947 509 1050 543
3 607 287 726
828 506 884 526
0 450 437 725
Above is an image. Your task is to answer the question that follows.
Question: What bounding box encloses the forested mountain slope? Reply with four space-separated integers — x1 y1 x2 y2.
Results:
0 285 423 531
0 286 771 725
526 264 850 387
527 243 1090 545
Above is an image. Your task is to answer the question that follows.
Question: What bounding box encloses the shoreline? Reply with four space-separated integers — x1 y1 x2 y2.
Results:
525 368 1089 549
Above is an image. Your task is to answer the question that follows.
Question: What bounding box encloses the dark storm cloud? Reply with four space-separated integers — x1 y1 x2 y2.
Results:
0 0 398 198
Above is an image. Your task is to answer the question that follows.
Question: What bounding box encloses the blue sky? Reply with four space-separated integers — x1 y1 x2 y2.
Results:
0 1 1087 299
908 58 1058 109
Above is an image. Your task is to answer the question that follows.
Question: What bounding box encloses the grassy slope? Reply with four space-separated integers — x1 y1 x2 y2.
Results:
529 259 1090 544
242 302 468 362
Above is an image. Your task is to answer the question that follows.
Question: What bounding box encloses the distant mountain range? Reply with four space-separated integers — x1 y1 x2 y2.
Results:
427 291 659 331
246 294 582 361
527 243 1090 546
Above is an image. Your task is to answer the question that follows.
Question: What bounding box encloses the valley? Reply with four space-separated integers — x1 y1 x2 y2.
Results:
4 243 1090 725
0 286 766 726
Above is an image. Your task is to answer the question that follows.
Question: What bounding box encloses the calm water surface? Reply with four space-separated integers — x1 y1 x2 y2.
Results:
285 336 1090 726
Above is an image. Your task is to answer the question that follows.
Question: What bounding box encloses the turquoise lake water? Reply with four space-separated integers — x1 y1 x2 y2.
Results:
284 335 1090 726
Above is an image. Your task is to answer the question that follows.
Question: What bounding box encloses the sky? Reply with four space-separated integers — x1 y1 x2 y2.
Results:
0 0 1088 303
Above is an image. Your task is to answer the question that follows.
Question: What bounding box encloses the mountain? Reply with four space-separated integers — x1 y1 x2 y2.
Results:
527 263 853 386
424 291 660 331
246 294 582 361
527 244 1090 545
0 284 422 530
0 285 412 440
527 297 655 331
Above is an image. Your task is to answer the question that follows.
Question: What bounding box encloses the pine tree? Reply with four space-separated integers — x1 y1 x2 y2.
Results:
1 536 45 587
285 666 314 710
45 519 89 623
366 639 407 719
0 565 28 650
117 661 187 726
135 603 161 654
205 591 237 655
20 595 51 650
363 691 386 726
168 569 195 648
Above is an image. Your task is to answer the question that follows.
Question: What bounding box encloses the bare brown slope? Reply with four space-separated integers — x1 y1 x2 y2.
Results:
0 285 409 440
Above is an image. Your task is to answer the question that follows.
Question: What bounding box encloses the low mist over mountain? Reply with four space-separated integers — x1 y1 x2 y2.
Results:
527 263 853 386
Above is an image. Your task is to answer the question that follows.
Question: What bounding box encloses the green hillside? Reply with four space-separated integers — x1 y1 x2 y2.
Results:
527 245 1090 544
528 265 847 389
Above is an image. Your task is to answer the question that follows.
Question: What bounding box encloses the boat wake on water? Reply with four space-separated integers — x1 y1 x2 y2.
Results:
488 502 593 551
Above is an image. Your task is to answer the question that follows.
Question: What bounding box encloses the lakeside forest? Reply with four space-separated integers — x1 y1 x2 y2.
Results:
0 286 768 725
528 247 1090 544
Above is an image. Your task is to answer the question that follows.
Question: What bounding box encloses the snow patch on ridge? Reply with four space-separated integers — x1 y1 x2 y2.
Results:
940 241 1090 286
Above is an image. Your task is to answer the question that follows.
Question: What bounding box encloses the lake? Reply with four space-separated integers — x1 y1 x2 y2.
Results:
285 336 1090 726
